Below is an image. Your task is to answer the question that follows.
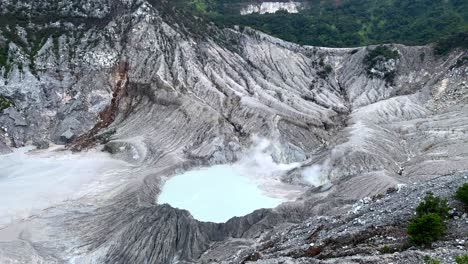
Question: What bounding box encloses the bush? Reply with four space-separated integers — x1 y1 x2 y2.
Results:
324 64 333 74
424 256 440 264
367 46 399 61
455 255 468 264
0 96 14 111
363 45 399 84
407 213 445 247
380 245 391 254
317 67 333 79
364 45 399 70
407 193 449 247
416 192 449 219
0 44 8 67
455 183 468 205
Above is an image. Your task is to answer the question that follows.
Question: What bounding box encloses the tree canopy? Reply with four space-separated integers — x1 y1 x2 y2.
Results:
178 0 468 48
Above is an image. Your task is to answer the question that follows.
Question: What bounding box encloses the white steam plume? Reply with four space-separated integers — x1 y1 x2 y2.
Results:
302 164 328 187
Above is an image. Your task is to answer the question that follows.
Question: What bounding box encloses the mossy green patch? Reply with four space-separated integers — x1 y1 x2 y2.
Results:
0 96 14 111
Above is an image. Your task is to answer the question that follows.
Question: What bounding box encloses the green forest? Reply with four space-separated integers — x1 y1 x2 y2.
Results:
178 0 468 48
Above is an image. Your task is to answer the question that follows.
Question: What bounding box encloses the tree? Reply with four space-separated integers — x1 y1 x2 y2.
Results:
407 213 445 247
407 193 450 247
455 183 468 205
415 192 449 219
190 0 468 48
455 255 468 264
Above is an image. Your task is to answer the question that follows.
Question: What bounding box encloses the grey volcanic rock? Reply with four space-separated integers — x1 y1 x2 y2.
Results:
0 0 467 263
60 129 76 143
98 206 283 263
0 140 11 154
3 107 27 126
219 173 468 264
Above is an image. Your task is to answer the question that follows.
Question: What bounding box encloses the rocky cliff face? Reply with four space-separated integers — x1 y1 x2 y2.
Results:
0 0 467 263
240 2 304 15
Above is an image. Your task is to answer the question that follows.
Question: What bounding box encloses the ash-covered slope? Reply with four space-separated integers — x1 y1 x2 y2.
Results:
0 0 467 263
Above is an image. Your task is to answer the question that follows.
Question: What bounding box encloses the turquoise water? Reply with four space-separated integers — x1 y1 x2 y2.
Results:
157 165 283 223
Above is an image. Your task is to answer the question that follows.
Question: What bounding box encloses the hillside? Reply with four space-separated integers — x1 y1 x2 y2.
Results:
180 0 468 47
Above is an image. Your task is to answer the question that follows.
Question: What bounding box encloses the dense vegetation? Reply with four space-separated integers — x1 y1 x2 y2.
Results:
179 0 468 48
407 193 449 247
456 255 468 264
434 31 468 55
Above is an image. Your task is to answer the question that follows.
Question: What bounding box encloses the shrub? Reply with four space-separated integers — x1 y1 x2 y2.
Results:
424 256 440 264
452 56 468 69
455 183 468 205
363 45 399 84
324 64 333 74
364 45 399 69
420 52 426 62
0 44 8 67
380 245 391 254
0 96 14 111
407 213 445 247
416 192 449 219
455 255 468 264
317 64 333 79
